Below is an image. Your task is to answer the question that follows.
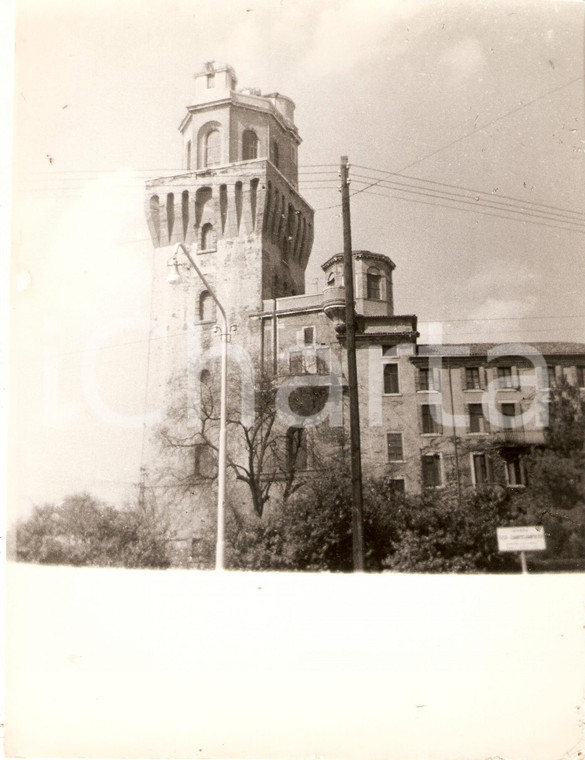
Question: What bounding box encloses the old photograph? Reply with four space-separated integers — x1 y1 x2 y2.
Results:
4 0 585 757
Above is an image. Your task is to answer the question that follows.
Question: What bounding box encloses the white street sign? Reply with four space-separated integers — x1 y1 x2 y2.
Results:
497 526 546 552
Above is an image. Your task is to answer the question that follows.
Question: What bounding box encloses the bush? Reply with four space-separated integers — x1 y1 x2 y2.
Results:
15 493 170 569
205 474 523 573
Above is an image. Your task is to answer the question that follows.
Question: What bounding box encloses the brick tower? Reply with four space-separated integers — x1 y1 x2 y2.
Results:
143 63 314 557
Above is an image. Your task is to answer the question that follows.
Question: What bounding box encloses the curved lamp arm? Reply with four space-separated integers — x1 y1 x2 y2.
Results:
172 243 228 331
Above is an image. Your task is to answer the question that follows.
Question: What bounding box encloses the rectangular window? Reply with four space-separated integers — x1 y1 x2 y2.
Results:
418 367 441 391
206 73 215 88
472 453 490 485
421 404 442 434
577 366 585 388
367 272 381 299
289 351 304 374
465 366 482 390
386 433 404 462
468 403 489 433
286 427 307 471
303 326 315 345
538 400 550 430
422 454 442 488
383 363 400 394
500 402 517 429
497 366 514 388
505 454 525 487
547 365 557 388
316 348 329 375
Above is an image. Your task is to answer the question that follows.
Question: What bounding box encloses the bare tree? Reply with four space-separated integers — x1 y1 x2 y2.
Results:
155 364 334 518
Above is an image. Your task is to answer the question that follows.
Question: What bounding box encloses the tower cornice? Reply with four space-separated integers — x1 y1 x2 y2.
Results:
178 92 301 143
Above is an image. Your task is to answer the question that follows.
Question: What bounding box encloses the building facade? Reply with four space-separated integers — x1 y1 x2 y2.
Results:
144 63 585 561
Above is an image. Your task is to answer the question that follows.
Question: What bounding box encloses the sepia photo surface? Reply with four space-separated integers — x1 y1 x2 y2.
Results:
5 0 585 758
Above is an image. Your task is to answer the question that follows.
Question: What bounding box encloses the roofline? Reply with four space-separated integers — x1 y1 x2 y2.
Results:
321 251 396 271
178 93 301 141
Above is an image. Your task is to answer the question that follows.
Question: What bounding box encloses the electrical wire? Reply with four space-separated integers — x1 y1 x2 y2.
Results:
301 173 585 227
314 74 584 211
354 186 585 235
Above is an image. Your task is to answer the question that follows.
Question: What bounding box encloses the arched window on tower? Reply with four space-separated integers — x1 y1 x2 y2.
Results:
166 193 175 240
199 368 212 421
204 129 220 167
201 222 216 251
199 291 214 322
367 267 382 300
181 190 189 240
271 140 279 168
242 130 259 160
149 195 160 244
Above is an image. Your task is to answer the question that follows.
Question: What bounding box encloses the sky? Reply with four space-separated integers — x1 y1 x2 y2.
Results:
7 0 585 518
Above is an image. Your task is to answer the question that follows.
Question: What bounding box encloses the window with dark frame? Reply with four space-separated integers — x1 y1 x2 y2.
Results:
422 454 442 488
505 454 525 487
421 404 442 434
199 291 213 322
419 367 441 391
366 268 382 300
204 129 220 167
546 365 557 388
286 427 307 471
303 327 315 345
289 351 304 375
468 403 489 433
316 348 329 375
242 130 259 160
497 366 514 388
201 222 216 250
383 363 400 394
577 366 585 388
500 402 517 429
271 140 279 167
386 433 404 462
472 453 490 485
465 366 482 390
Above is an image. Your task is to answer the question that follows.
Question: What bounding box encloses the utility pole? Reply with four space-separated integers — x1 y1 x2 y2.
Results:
340 156 365 571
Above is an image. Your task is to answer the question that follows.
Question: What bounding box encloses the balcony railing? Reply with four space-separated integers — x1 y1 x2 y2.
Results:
494 428 545 445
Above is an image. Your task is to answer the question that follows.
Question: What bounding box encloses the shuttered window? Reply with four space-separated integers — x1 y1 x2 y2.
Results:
422 454 442 487
386 433 404 461
383 364 399 394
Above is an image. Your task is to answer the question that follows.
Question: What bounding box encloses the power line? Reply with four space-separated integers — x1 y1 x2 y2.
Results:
356 185 585 235
302 173 585 227
314 74 584 211
352 179 585 230
16 310 585 365
349 174 585 226
352 165 585 220
350 75 584 199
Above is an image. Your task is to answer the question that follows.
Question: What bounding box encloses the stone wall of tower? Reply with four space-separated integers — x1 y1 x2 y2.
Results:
142 65 314 560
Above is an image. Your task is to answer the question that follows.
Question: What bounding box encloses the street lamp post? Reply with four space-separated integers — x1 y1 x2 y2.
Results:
167 242 228 571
